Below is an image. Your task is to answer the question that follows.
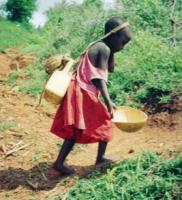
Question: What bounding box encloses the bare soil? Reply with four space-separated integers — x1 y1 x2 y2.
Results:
0 51 181 200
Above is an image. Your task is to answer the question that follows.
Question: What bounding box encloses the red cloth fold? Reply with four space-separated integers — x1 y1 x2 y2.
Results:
50 79 114 144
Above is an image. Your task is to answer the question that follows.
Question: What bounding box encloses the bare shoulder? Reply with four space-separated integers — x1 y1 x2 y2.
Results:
89 42 110 56
88 42 110 68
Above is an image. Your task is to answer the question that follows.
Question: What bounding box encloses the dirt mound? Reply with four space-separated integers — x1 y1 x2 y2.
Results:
145 91 182 128
0 48 36 80
10 55 36 70
3 48 19 59
148 111 182 129
0 52 13 80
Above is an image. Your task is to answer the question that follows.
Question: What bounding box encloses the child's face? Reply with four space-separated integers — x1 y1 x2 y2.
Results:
114 37 126 52
113 28 131 52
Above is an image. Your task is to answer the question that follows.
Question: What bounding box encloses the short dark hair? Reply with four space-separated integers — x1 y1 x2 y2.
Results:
105 17 131 44
105 17 123 34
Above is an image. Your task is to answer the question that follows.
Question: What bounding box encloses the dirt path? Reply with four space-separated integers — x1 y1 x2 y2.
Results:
0 52 181 200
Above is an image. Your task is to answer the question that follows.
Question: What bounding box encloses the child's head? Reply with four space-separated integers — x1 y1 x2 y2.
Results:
104 17 131 52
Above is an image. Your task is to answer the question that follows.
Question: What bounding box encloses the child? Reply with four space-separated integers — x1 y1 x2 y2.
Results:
50 17 131 175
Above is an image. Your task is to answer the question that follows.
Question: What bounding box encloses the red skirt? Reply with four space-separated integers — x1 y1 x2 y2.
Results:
50 79 114 144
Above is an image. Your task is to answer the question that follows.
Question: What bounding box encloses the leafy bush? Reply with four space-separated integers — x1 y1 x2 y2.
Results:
122 0 171 37
5 0 36 24
108 31 182 108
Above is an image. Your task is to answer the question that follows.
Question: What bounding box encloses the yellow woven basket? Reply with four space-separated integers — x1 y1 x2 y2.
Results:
112 106 148 132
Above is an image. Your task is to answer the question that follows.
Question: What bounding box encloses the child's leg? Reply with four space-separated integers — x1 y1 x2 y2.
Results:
96 140 119 165
53 139 75 174
96 140 108 164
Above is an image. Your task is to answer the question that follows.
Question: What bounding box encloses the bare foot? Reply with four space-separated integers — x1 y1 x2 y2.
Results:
95 157 118 166
53 164 75 175
48 167 61 178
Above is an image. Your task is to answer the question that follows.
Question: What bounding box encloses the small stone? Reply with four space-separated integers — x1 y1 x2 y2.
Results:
159 143 164 147
156 150 162 155
128 149 135 154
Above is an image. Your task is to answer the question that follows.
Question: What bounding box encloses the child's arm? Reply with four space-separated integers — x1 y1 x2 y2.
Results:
88 42 114 117
108 52 115 73
91 79 114 117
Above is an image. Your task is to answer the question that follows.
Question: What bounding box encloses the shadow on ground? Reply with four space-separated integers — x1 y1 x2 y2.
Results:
0 161 109 191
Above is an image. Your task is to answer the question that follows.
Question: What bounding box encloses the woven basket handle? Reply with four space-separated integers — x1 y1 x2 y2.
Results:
62 58 75 73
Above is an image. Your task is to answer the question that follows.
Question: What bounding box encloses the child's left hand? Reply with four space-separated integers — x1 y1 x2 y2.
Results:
111 102 117 110
107 101 117 118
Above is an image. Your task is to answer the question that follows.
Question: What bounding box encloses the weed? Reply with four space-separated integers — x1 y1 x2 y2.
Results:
67 152 182 200
0 120 16 132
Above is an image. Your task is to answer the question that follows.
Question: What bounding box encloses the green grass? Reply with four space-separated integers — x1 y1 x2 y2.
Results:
0 120 16 132
67 152 182 200
0 18 37 51
5 64 48 96
0 18 47 58
19 70 47 97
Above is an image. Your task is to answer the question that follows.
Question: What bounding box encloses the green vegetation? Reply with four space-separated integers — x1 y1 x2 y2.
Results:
0 18 43 51
0 120 16 132
67 152 182 200
5 0 36 24
0 0 182 110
